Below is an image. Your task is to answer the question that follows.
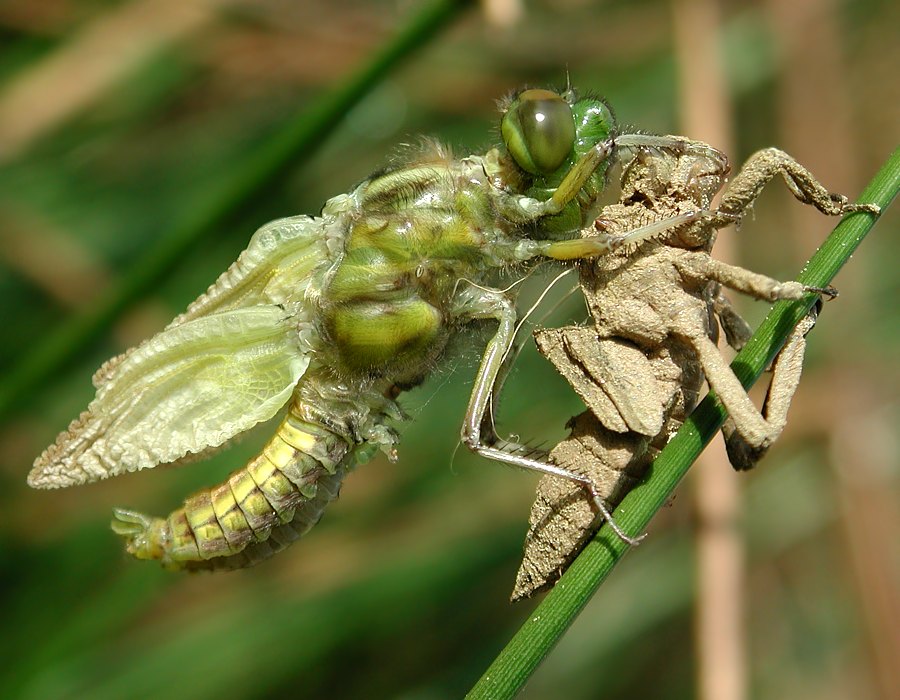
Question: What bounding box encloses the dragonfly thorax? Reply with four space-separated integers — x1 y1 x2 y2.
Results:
317 153 521 381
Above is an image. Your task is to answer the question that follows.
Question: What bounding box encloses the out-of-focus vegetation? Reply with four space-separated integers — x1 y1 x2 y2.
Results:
0 1 896 699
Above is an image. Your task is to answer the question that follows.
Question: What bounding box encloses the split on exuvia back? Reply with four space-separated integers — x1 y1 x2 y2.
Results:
29 87 873 589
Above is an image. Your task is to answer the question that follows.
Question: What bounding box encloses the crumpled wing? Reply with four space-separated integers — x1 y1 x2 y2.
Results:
92 214 330 389
30 305 310 488
172 214 332 324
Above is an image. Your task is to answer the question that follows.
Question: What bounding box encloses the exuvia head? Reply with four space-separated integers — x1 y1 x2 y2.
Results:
500 88 617 178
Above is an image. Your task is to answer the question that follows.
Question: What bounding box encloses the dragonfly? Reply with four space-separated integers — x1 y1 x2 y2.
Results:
29 87 719 570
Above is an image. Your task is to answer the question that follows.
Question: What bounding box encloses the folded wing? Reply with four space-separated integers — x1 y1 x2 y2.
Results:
30 306 311 488
92 215 329 389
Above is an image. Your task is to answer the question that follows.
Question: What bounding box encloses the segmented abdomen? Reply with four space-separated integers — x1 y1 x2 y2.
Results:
117 398 352 570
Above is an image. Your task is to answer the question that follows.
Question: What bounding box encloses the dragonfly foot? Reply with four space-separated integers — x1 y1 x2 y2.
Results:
585 488 647 547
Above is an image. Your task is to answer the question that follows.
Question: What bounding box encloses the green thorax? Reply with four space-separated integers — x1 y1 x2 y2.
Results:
317 91 617 381
323 154 503 306
318 148 508 381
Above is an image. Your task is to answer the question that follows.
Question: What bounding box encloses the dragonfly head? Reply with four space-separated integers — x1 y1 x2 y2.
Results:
500 88 617 183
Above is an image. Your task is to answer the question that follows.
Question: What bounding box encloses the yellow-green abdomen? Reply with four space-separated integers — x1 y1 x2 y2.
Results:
112 399 353 570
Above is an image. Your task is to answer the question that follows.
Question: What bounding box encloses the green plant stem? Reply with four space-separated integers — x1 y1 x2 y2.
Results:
0 0 473 421
466 146 899 700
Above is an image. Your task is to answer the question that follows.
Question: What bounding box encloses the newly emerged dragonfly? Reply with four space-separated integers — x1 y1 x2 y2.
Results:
30 88 718 570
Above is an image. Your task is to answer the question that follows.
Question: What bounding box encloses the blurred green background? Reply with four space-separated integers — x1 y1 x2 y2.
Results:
0 0 897 698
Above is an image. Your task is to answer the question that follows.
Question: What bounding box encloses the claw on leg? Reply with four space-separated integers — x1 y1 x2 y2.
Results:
585 485 647 546
803 284 838 300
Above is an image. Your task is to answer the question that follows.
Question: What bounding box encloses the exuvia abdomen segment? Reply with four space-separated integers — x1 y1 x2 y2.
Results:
111 398 352 571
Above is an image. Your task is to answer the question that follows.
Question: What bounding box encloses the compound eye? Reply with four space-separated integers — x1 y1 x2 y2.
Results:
501 89 575 175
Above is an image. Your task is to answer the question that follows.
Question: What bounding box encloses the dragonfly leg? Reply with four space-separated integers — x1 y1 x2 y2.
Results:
494 135 727 225
537 134 730 219
538 209 713 260
492 139 615 222
456 287 646 546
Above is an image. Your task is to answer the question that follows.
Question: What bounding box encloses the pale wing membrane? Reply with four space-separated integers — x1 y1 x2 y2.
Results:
92 215 330 389
173 215 331 322
30 306 310 488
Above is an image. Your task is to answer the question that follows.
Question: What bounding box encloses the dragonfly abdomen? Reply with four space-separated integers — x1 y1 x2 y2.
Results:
112 399 351 570
182 467 349 571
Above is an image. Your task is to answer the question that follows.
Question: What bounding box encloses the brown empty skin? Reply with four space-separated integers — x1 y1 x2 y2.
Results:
512 145 877 601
